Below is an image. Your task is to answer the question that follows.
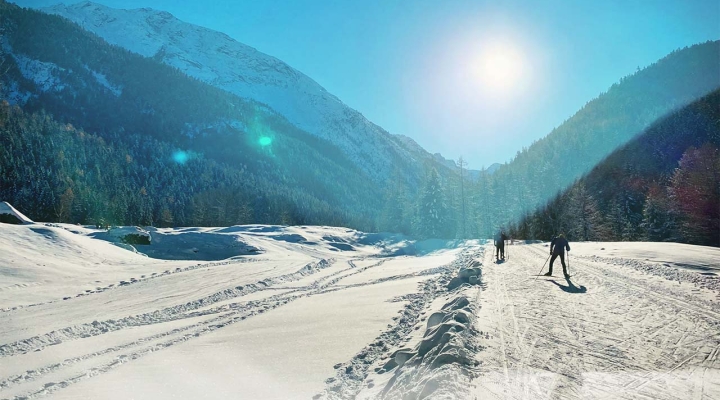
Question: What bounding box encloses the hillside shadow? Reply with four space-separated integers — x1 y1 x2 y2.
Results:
548 277 587 294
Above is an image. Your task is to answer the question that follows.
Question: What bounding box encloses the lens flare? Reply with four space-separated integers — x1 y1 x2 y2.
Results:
259 136 273 147
172 150 190 164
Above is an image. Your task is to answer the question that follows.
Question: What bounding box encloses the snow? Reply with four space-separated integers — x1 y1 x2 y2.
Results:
1 216 719 399
469 241 720 400
86 67 122 96
11 54 65 93
41 2 438 181
570 241 720 272
0 201 34 224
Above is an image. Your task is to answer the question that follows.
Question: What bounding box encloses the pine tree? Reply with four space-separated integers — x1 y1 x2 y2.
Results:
669 144 720 246
567 183 602 241
414 167 452 239
641 184 676 241
379 169 411 234
457 157 467 239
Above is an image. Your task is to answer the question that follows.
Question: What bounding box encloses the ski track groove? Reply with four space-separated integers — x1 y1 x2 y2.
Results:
0 258 336 358
0 257 270 313
1 253 458 400
1 257 348 397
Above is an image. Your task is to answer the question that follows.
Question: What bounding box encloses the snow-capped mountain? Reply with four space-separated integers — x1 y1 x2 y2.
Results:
44 1 439 181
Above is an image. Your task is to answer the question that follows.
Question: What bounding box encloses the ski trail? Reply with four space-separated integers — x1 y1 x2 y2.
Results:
471 243 720 400
1 253 455 400
317 247 481 400
0 257 266 313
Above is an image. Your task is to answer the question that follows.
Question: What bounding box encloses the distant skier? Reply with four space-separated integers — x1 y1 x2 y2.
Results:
544 233 571 278
494 230 508 261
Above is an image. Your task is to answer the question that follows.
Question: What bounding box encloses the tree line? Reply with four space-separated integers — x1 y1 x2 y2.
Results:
504 90 720 247
0 1 392 230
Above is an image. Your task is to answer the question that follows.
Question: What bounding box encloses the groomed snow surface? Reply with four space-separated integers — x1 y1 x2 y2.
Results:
1 219 719 400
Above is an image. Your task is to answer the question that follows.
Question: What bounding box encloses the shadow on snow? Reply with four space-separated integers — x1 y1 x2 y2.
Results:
548 277 587 294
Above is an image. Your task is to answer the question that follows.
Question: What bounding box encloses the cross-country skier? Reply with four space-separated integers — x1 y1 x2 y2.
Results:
494 230 508 261
544 233 570 278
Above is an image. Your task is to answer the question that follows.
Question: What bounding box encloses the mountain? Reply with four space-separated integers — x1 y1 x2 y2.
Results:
484 163 501 175
508 89 720 246
4 1 718 240
1 1 429 229
42 1 440 182
472 41 720 235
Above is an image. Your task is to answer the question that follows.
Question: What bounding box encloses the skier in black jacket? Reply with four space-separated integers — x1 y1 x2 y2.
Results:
544 233 570 278
495 230 508 261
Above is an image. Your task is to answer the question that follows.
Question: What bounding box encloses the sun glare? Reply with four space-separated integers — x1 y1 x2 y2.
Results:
474 43 527 95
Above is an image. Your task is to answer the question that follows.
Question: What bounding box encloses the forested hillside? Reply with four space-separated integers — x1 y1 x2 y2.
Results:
44 1 448 184
378 41 720 239
480 41 720 231
1 1 718 240
507 89 720 246
0 1 445 230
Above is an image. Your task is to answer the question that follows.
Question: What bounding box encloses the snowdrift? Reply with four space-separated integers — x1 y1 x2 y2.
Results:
0 201 33 224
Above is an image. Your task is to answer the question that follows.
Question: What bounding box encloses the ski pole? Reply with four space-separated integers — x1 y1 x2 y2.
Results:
534 254 552 281
568 252 570 276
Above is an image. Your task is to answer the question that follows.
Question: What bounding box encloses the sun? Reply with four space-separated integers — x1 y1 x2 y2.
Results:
474 44 526 95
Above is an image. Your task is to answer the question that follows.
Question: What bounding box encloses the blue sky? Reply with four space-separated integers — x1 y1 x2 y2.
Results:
15 0 720 169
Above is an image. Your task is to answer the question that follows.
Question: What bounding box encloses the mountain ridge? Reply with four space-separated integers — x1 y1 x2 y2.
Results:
43 1 446 182
0 1 393 228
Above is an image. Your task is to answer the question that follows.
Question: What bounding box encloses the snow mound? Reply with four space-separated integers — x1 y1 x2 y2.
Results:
447 260 482 290
0 201 34 224
90 226 151 245
215 225 284 234
91 227 261 260
371 236 482 257
378 293 479 399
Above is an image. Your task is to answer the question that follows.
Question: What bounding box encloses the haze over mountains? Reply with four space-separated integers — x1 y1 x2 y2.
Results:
1 0 718 243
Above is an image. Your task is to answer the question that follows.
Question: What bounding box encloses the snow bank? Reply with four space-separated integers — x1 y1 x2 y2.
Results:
88 226 261 260
320 247 483 400
570 241 720 272
0 201 33 224
355 232 482 257
0 223 176 308
376 293 478 399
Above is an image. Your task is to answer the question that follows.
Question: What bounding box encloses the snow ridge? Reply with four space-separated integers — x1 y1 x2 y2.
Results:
0 201 34 224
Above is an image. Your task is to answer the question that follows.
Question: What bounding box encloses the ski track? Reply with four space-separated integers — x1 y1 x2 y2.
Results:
4 240 719 400
317 246 482 400
473 243 720 400
0 252 459 400
0 256 269 313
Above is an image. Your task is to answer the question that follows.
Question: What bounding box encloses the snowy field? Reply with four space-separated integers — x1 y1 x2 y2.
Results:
1 218 719 399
